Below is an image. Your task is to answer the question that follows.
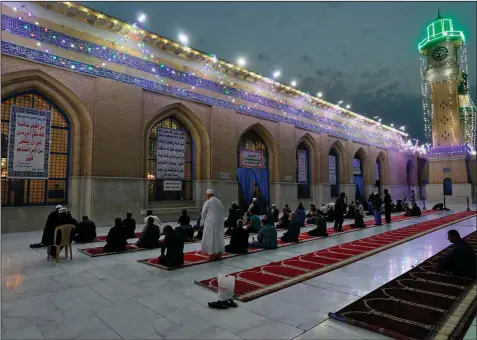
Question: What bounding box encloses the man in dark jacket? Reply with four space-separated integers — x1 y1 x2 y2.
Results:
158 225 184 268
334 192 347 232
373 193 383 226
136 217 161 249
436 230 476 278
74 216 97 243
122 212 136 239
281 213 301 242
383 189 392 224
271 204 280 222
43 207 77 257
104 218 128 253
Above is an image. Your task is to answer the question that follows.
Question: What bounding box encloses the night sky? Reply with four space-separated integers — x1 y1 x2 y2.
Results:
82 1 477 141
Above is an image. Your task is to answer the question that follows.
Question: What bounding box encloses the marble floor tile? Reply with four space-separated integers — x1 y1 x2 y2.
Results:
236 321 304 340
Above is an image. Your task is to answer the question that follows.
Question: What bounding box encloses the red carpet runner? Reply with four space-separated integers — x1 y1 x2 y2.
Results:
329 230 477 340
138 210 435 270
195 211 475 302
95 232 141 242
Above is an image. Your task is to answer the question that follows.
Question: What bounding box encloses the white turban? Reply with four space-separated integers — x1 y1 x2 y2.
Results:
56 205 63 210
253 198 257 201
58 207 67 214
207 189 215 195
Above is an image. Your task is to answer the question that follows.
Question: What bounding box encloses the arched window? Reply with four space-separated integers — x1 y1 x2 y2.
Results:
147 117 193 201
237 130 269 213
443 177 453 196
1 93 70 206
297 142 310 199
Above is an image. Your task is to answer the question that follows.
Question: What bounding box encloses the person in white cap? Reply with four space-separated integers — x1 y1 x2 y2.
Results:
248 197 260 215
200 189 225 261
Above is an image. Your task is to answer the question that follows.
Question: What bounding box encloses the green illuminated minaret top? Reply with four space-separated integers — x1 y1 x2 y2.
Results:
418 10 465 53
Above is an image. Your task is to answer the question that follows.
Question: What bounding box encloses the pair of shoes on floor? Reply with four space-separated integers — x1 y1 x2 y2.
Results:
208 299 238 310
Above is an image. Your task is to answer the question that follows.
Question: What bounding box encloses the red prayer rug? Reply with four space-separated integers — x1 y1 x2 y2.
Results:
78 243 151 257
138 210 436 270
95 232 142 242
329 230 477 340
195 211 476 302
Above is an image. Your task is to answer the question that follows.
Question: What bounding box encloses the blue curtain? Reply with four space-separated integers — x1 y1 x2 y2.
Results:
236 168 255 204
252 169 269 204
354 175 364 201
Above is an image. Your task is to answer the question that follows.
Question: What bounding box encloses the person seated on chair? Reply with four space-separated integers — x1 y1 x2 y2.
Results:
247 213 262 233
295 203 306 226
136 217 161 249
271 204 280 222
44 207 77 258
122 212 136 239
280 213 301 243
351 201 366 228
249 220 277 249
306 204 319 224
276 208 290 230
39 205 62 248
346 201 356 219
225 219 249 254
104 218 128 253
432 203 444 211
143 210 162 234
284 204 292 214
158 225 184 268
436 230 476 278
308 214 328 237
74 216 97 243
410 202 421 217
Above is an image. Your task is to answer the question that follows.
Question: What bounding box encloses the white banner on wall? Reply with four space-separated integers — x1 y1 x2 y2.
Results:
156 128 186 179
353 158 362 176
7 105 52 179
329 155 337 185
239 150 264 168
163 180 182 191
297 150 308 183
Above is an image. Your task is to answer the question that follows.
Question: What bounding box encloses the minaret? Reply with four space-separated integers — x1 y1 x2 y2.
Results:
418 11 475 203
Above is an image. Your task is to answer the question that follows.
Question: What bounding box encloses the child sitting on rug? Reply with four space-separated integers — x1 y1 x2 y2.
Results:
158 225 184 268
224 220 249 254
104 218 128 253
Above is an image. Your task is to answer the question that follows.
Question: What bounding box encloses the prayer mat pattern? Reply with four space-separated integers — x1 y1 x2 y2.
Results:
329 231 477 340
138 210 436 270
95 232 142 242
195 211 476 302
78 243 152 257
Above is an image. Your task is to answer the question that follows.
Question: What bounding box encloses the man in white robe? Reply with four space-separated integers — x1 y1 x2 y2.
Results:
200 189 225 261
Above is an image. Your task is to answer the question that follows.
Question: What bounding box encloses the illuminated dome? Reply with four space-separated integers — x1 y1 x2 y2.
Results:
418 11 465 53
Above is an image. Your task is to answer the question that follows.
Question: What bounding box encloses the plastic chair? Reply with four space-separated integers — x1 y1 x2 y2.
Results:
47 224 76 263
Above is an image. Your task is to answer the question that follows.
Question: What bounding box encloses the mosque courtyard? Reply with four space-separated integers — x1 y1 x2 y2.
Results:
1 202 476 340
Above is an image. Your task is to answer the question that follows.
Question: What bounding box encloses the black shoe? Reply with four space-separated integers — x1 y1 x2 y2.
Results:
208 300 229 309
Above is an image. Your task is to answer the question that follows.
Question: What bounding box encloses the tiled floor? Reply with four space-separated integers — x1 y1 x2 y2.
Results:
1 202 475 339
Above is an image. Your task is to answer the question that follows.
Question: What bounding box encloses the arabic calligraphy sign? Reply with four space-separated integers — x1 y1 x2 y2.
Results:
7 105 52 179
239 150 264 168
297 150 308 184
156 128 186 180
329 155 337 185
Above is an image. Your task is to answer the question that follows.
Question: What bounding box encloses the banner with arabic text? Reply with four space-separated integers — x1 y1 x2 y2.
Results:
329 155 337 185
297 150 308 183
156 128 186 179
7 105 52 179
239 150 264 168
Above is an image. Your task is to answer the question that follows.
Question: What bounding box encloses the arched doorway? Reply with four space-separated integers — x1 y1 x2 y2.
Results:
1 92 71 206
376 151 387 197
237 130 269 215
407 159 414 189
443 177 453 196
329 148 340 198
297 142 310 199
147 117 193 201
353 151 365 203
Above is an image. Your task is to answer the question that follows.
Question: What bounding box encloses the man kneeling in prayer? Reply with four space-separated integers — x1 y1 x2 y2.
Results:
224 219 249 254
249 218 277 249
136 217 161 249
74 216 97 243
280 213 301 243
308 214 328 237
104 218 128 253
351 201 365 228
405 202 421 217
306 204 319 225
436 230 476 278
158 225 184 268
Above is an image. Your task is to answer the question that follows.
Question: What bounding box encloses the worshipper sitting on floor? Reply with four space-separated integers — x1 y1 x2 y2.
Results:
325 203 336 222
144 210 162 234
351 201 366 228
158 225 184 268
178 209 191 227
136 217 161 249
271 204 280 222
306 204 319 225
334 192 347 231
247 213 262 233
276 208 290 230
175 209 194 242
200 189 225 261
224 219 249 254
284 204 292 214
410 202 421 217
280 213 301 243
122 212 136 239
432 203 445 211
436 229 476 278
295 203 306 226
74 216 97 243
42 207 77 257
395 199 405 212
318 204 328 216
308 213 328 237
345 201 356 219
224 204 238 229
249 219 277 250
104 218 128 253
249 197 260 216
